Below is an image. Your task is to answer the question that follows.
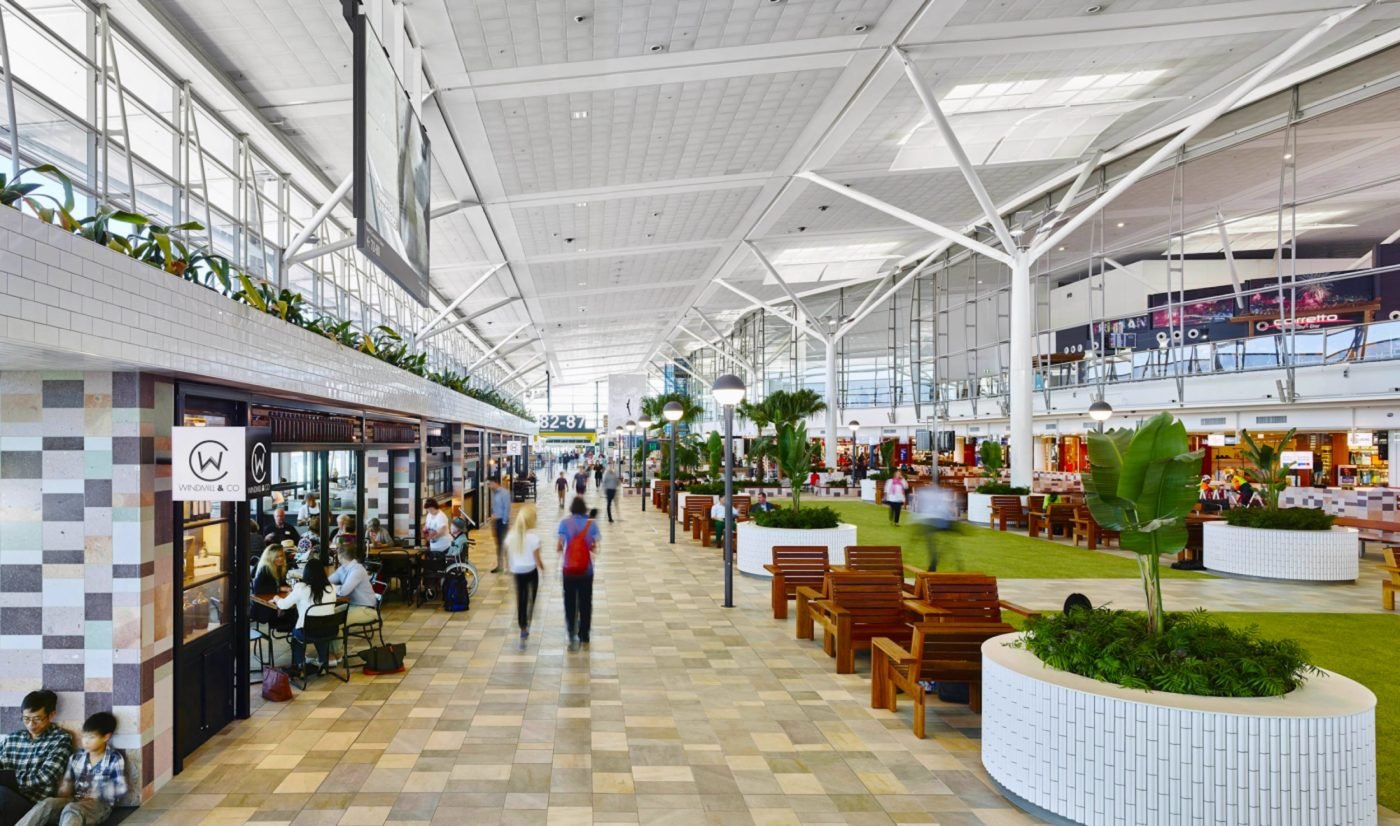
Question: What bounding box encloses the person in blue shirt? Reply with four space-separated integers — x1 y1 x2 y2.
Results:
556 497 600 652
489 480 512 574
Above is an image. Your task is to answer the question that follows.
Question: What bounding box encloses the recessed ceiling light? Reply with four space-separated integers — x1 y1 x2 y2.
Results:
852 24 868 32
1084 4 1104 14
571 110 588 119
578 281 586 286
648 43 666 52
575 201 588 207
1116 221 1125 228
1058 246 1066 251
577 247 588 252
1283 153 1293 160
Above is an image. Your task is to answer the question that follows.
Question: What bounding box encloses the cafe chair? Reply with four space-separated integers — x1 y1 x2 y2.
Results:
346 592 387 653
295 603 350 689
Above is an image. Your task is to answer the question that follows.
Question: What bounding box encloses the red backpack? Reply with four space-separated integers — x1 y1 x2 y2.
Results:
562 519 594 576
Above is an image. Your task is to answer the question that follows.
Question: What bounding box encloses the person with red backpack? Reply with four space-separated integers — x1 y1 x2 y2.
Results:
556 496 600 651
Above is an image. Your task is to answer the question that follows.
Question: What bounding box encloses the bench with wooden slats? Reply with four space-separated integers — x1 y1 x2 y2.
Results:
810 573 912 674
698 496 754 547
1028 503 1076 539
1382 547 1399 611
991 495 1028 531
682 496 713 537
653 480 670 511
763 546 829 619
904 572 1040 624
871 621 1015 734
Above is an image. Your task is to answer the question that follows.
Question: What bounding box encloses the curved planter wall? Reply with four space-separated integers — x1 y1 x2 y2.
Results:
981 634 1378 826
1203 522 1359 582
736 522 857 577
966 493 1028 525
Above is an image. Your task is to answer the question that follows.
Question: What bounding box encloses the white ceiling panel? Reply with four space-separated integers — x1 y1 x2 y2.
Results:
511 186 762 256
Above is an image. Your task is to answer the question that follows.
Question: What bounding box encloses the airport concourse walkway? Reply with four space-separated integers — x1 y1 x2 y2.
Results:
132 488 1031 825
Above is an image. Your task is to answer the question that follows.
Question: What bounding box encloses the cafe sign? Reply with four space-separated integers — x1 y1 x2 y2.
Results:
173 426 256 502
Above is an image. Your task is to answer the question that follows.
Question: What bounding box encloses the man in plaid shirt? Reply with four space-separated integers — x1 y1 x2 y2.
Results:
16 711 125 826
0 691 73 826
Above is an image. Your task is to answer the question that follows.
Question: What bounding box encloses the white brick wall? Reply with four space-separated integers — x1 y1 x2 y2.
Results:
0 214 534 432
735 522 857 577
1203 523 1359 582
982 634 1378 826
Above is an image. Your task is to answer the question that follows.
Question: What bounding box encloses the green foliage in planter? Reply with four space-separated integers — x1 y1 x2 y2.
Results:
752 505 840 530
975 483 1031 495
1239 428 1296 510
1015 607 1319 697
706 430 724 479
978 440 1004 477
777 421 813 511
879 439 896 470
1222 506 1335 531
867 470 888 482
825 479 849 488
684 481 726 496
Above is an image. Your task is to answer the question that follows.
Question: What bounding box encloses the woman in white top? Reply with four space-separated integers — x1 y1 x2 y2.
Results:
273 559 338 676
422 498 451 553
506 504 543 646
884 469 909 525
296 493 320 526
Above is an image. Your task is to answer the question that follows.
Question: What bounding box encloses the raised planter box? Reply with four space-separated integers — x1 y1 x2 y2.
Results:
860 479 876 502
1203 522 1359 582
966 492 1028 525
981 633 1378 826
736 521 857 578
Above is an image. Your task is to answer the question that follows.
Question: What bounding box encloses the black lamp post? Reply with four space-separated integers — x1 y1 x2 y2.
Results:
638 414 653 511
712 374 746 608
664 401 684 543
625 420 636 498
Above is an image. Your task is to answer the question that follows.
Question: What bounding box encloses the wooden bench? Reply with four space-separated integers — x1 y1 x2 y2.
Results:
1072 506 1119 549
871 621 1015 732
1383 548 1400 611
810 573 912 673
682 496 713 537
764 546 829 619
904 572 1040 624
1028 503 1075 539
698 497 752 547
991 495 1028 531
652 481 670 511
1335 516 1400 557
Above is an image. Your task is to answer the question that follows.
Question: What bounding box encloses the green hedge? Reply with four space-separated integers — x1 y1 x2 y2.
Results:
1016 608 1318 697
975 482 1031 495
1222 507 1335 531
684 482 726 496
752 506 840 530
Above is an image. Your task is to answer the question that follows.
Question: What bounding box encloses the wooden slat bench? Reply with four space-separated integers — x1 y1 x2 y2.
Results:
810 573 912 674
683 496 713 537
1334 516 1400 557
991 495 1028 531
1028 503 1076 539
764 546 829 619
871 621 1015 733
904 572 1039 624
1382 548 1399 611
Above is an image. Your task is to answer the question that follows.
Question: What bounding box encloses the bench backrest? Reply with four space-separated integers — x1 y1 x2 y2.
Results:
911 573 1004 622
844 545 905 577
827 573 906 625
1027 495 1045 512
909 621 1015 681
771 546 829 586
1385 548 1400 581
989 496 1022 509
1047 503 1077 522
683 496 713 511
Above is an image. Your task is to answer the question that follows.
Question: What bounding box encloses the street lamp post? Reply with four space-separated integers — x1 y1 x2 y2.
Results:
848 420 860 474
625 420 636 498
615 425 624 488
1088 398 1113 433
664 401 684 543
712 374 746 608
638 414 653 511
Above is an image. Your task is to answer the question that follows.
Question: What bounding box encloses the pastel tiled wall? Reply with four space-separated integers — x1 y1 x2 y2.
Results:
0 371 173 802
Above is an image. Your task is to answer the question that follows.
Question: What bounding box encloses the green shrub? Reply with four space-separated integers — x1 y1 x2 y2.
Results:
825 479 849 488
752 506 840 530
684 482 726 496
1015 608 1318 697
975 482 1031 495
1222 507 1335 531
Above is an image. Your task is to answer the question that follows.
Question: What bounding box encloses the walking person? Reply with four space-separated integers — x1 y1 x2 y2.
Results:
557 497 600 652
555 472 568 508
506 504 543 648
910 483 957 570
572 466 589 498
601 464 620 523
594 462 603 490
489 479 512 574
884 469 909 525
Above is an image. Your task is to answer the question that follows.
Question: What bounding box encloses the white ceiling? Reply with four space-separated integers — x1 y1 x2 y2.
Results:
143 0 1400 396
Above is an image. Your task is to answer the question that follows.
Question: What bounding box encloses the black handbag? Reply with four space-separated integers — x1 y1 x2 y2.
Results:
358 643 406 675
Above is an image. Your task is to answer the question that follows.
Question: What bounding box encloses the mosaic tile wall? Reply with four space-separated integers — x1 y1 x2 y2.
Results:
392 453 414 539
0 371 174 802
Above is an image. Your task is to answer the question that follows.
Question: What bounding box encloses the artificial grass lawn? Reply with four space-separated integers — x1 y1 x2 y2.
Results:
790 498 1208 580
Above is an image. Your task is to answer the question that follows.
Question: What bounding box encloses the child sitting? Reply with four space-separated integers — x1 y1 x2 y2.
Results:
17 712 126 826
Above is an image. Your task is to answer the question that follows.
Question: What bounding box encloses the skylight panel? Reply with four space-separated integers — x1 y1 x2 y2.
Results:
1174 210 1354 254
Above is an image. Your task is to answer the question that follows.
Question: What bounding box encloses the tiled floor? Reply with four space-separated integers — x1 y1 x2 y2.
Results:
130 488 1394 825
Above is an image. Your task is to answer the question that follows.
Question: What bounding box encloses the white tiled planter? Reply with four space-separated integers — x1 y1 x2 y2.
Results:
982 634 1378 826
860 479 876 502
966 493 1028 525
736 522 857 577
1203 522 1359 582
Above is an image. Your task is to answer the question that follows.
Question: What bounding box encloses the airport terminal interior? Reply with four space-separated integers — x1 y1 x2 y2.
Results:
2 0 1400 824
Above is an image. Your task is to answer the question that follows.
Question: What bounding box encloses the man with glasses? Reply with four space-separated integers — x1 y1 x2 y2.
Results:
0 690 73 825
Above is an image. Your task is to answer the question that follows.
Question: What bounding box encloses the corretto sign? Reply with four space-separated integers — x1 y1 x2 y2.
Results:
1253 313 1347 331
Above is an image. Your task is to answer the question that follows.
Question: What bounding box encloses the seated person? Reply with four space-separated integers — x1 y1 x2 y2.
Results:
251 545 285 597
0 690 73 824
273 562 339 678
328 514 357 551
330 545 378 628
16 711 125 826
263 508 300 545
751 492 777 513
364 518 393 549
709 500 729 547
447 517 471 562
296 516 321 563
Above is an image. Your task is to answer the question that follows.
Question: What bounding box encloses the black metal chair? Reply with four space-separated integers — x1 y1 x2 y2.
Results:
346 593 386 655
294 603 349 689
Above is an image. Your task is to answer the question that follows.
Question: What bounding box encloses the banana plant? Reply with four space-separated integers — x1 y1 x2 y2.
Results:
66 204 150 251
1 164 74 218
777 420 813 511
1239 428 1297 510
1082 412 1204 634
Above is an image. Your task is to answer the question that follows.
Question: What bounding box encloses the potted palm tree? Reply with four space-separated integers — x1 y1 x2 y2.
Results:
979 413 1375 825
1204 428 1352 581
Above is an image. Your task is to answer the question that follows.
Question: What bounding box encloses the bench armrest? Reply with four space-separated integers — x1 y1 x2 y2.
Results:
902 563 927 578
871 636 914 664
999 599 1041 620
825 603 851 618
904 600 950 618
762 564 780 575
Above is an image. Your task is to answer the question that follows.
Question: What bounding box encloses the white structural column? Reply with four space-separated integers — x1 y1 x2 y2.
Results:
1008 254 1033 488
824 343 839 471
